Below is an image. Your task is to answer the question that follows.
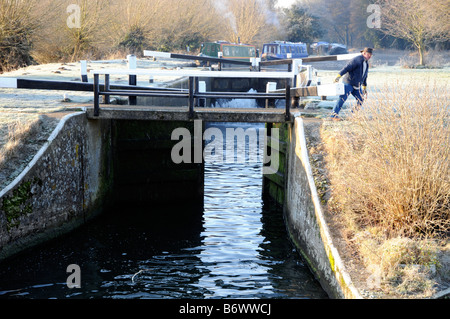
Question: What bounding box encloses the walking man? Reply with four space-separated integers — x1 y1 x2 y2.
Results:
331 47 373 120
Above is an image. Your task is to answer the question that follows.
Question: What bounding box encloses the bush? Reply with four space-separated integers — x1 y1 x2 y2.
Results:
0 0 37 72
323 80 450 239
118 26 149 57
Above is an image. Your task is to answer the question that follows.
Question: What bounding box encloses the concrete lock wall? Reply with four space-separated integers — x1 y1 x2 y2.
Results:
263 123 289 206
0 113 114 262
283 116 362 299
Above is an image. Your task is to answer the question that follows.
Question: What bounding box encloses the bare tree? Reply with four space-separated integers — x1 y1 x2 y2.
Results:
0 0 45 71
64 0 111 61
107 0 222 53
376 0 450 65
214 0 274 44
32 0 111 62
156 0 222 51
107 0 166 55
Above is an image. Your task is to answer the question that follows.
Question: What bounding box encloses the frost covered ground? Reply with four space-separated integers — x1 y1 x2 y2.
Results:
0 57 195 190
0 58 194 114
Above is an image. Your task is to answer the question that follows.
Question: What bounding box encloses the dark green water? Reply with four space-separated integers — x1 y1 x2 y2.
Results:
0 123 327 300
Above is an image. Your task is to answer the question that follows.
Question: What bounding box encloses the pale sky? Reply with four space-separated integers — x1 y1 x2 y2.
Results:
275 0 298 8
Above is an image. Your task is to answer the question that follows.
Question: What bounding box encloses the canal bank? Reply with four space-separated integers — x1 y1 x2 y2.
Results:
283 116 361 299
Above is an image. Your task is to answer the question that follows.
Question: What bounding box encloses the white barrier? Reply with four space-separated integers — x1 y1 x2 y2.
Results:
317 83 345 96
0 78 18 88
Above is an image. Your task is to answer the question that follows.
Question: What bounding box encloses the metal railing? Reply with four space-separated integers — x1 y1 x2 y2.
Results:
92 69 293 121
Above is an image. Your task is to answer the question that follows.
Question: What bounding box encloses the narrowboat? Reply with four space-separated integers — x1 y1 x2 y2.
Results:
261 41 309 61
199 41 257 63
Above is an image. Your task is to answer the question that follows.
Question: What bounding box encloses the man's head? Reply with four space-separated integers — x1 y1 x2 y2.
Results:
361 47 373 61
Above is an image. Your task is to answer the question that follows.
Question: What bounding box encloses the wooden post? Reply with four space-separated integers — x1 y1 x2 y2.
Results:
292 96 300 109
128 55 137 105
188 77 194 119
194 77 199 107
285 80 291 122
94 73 100 116
103 74 110 104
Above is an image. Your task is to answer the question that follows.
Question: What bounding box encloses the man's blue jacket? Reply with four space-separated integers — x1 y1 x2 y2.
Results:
338 54 368 88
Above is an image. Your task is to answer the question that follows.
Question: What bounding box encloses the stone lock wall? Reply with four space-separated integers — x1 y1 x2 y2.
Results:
0 113 114 261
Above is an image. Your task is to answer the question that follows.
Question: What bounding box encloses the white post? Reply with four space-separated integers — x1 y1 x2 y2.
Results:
306 65 313 86
266 82 277 108
218 51 223 71
81 60 88 82
266 82 277 92
199 81 206 107
127 54 137 105
251 57 261 71
127 54 137 70
292 59 302 87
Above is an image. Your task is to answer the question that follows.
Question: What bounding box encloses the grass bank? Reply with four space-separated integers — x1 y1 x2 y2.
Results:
319 79 449 298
